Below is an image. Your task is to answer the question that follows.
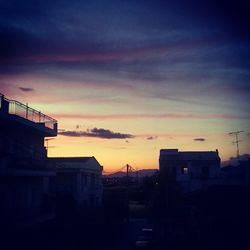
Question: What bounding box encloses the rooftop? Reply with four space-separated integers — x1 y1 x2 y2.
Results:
160 149 220 160
0 93 57 136
48 157 94 163
48 156 102 172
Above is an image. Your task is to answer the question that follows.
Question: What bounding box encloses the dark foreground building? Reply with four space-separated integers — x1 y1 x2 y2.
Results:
158 148 250 250
48 156 103 209
0 93 57 227
159 148 221 193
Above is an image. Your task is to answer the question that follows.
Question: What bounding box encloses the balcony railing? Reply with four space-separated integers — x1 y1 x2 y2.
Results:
0 93 3 109
0 93 57 130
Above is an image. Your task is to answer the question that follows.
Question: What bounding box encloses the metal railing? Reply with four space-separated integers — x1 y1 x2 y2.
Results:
0 93 57 130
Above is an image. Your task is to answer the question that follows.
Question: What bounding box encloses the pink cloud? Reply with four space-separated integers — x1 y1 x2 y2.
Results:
0 74 135 106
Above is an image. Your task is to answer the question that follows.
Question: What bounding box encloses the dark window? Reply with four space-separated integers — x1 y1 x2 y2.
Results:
201 166 209 179
82 174 87 186
90 173 95 186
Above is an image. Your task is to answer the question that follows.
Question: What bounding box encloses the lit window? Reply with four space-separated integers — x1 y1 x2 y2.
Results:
181 167 188 174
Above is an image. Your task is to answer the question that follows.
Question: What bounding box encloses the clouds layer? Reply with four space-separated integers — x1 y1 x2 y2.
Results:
1 0 250 113
59 127 134 139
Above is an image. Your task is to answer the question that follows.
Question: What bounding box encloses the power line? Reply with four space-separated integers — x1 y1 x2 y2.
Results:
229 130 244 161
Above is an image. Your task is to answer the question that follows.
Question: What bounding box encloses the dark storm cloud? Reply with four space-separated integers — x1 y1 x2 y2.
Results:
59 127 135 139
0 1 115 63
193 138 206 142
0 0 249 64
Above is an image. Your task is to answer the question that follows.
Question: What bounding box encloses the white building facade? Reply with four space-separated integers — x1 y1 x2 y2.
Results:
49 157 103 208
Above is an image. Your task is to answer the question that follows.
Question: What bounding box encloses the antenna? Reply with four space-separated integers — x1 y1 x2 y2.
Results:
228 131 244 161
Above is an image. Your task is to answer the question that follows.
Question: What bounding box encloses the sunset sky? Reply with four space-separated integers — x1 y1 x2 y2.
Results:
1 0 250 172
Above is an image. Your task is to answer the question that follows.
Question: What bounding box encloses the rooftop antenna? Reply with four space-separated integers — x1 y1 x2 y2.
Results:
229 131 244 162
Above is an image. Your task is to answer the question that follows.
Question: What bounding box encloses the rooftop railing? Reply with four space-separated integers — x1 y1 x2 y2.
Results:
0 93 57 130
0 93 3 109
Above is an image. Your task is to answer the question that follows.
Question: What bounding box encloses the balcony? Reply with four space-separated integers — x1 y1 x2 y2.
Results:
0 93 57 136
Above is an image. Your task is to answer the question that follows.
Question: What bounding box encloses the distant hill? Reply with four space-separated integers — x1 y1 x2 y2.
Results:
104 169 158 178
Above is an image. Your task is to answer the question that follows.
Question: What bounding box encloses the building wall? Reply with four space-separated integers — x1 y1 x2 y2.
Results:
175 160 220 181
0 96 57 227
53 157 103 209
0 175 55 226
0 126 46 166
56 171 102 208
159 149 221 193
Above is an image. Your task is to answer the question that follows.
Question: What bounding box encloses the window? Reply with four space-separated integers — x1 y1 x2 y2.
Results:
181 166 188 174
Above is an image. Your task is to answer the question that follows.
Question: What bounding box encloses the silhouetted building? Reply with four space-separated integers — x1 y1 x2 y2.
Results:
159 149 221 193
0 93 57 227
48 157 103 209
221 158 250 186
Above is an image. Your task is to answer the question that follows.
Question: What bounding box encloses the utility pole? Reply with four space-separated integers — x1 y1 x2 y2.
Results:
136 167 139 184
126 164 129 179
125 164 130 222
229 131 244 161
